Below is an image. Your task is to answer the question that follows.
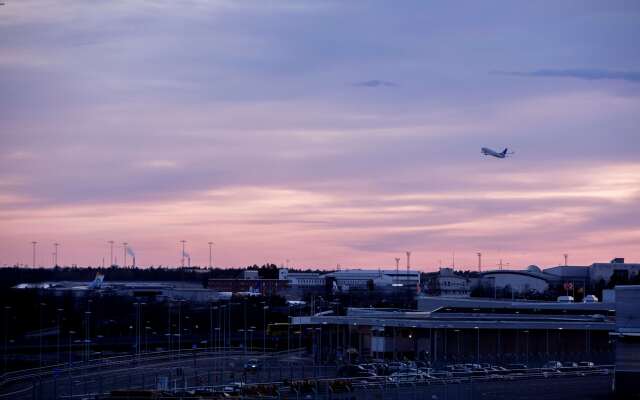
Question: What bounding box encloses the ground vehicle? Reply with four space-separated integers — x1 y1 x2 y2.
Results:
387 371 428 383
543 361 563 369
583 295 599 303
557 295 574 303
358 363 378 374
578 361 595 368
386 362 408 372
244 359 261 372
337 365 377 378
506 363 528 370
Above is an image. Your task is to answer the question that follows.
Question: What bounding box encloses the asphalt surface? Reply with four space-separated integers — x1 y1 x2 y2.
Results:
1 349 318 400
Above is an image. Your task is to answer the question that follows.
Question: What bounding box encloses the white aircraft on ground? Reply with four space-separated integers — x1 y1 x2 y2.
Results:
481 147 513 159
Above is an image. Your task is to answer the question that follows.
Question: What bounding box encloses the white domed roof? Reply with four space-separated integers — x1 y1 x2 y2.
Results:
526 265 541 273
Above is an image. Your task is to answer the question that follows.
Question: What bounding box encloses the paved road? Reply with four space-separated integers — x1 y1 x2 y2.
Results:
1 349 316 400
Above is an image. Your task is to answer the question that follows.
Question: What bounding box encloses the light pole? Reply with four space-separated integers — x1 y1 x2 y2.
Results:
167 302 172 353
84 311 92 362
249 327 255 352
243 299 247 355
208 242 214 268
3 306 10 372
133 302 140 357
31 241 38 268
54 243 60 267
145 325 151 353
220 304 226 350
523 330 529 365
39 302 46 367
475 326 480 364
287 304 291 357
68 330 76 369
262 304 269 355
209 304 215 352
56 308 63 364
178 300 183 355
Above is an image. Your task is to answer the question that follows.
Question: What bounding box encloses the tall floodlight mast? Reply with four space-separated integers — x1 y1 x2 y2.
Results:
31 241 37 268
208 242 214 268
54 243 60 267
406 251 411 283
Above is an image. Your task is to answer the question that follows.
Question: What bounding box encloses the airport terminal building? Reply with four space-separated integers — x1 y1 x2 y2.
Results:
292 291 620 366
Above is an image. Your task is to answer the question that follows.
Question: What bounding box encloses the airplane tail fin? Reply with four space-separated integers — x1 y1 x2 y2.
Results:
89 273 105 289
501 148 508 155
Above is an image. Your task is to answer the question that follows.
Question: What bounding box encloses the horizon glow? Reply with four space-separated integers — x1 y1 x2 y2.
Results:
1 1 639 270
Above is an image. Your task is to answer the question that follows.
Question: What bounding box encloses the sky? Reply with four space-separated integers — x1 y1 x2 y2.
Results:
1 0 639 270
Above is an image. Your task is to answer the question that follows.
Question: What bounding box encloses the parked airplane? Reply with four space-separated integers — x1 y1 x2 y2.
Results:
71 273 105 290
481 147 513 158
13 273 105 291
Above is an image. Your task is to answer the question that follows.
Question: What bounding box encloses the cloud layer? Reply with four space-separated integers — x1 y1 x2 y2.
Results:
495 69 640 83
0 0 639 269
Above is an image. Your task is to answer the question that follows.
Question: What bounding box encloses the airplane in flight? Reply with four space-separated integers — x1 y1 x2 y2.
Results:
481 147 513 159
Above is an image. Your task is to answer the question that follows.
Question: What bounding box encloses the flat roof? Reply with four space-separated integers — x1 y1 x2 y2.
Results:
417 296 614 312
292 314 614 331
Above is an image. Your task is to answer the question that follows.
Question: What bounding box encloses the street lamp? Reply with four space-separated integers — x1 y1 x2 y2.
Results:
262 304 269 355
3 306 11 372
39 302 46 367
210 305 218 352
523 330 529 365
249 327 255 352
56 308 64 364
474 326 480 364
208 242 214 268
68 330 76 369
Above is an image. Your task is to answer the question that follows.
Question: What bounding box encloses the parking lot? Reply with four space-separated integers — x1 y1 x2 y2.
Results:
0 349 616 400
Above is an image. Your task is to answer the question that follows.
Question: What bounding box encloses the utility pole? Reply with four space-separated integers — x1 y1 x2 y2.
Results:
477 252 482 272
31 241 37 268
208 242 214 268
108 241 114 266
395 258 400 285
564 253 568 266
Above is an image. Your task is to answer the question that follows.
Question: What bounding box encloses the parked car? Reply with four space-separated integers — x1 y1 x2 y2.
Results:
562 361 579 368
358 363 377 374
578 361 595 368
542 361 563 369
387 371 428 383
